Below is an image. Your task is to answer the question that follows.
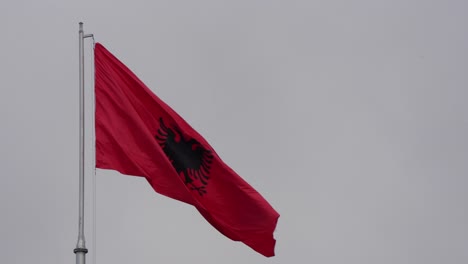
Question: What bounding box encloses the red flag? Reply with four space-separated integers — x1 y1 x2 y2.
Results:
94 43 279 257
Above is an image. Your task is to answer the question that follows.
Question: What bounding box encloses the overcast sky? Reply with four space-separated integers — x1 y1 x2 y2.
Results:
1 1 468 264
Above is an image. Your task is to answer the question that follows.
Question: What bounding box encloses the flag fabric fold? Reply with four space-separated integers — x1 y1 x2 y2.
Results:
94 43 279 257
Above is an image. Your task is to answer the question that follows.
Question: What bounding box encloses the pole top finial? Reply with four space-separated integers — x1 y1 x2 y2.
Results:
79 22 83 32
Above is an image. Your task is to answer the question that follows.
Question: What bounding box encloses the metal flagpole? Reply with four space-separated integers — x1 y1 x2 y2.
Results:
75 22 93 264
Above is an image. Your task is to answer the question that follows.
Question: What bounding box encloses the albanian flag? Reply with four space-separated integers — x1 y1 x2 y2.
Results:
94 43 279 257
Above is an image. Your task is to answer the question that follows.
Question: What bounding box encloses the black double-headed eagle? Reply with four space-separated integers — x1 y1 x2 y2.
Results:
155 118 213 196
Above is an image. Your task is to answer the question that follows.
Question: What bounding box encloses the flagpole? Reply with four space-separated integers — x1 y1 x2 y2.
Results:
75 22 92 264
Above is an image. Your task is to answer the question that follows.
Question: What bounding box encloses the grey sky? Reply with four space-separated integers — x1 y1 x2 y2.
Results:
1 1 467 263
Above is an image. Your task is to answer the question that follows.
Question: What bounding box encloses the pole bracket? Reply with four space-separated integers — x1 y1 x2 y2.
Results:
74 248 89 254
